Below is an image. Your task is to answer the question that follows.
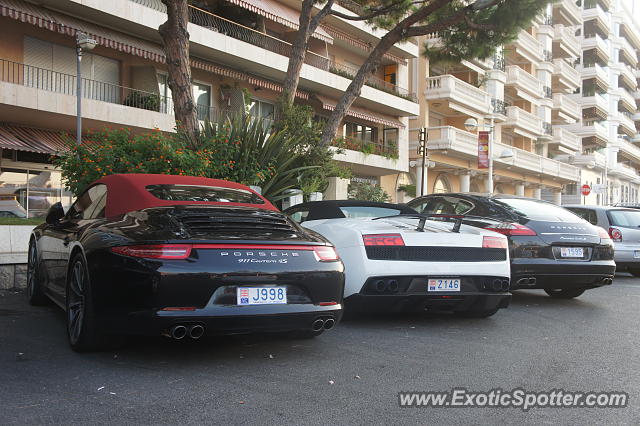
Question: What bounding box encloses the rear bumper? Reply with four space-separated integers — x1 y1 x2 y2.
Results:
511 258 615 289
614 247 640 268
345 293 511 313
99 304 343 336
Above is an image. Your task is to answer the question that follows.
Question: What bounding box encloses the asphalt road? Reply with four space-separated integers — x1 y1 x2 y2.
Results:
1 275 639 425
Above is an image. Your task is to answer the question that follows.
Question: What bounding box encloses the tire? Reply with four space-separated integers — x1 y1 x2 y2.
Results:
628 268 640 277
27 241 48 306
456 308 499 318
66 254 114 352
544 288 586 299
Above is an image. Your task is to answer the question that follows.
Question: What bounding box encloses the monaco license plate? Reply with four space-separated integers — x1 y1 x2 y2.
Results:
237 287 287 305
560 247 584 258
427 278 461 292
634 251 640 259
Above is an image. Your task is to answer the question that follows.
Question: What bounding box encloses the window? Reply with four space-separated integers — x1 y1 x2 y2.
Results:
67 184 107 220
567 208 598 225
250 100 275 123
193 82 211 121
287 208 310 224
383 128 399 146
146 184 264 204
608 210 640 228
493 198 583 222
0 168 70 218
24 36 120 102
384 64 397 85
339 206 401 218
344 122 378 143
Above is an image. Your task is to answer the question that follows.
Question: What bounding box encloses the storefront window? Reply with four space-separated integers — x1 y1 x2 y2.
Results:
0 167 73 218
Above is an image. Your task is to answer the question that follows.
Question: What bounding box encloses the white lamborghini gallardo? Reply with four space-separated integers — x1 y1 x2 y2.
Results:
285 200 511 317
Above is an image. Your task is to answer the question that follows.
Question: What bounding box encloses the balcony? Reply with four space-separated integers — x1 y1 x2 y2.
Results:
552 59 581 91
609 163 639 180
494 142 580 181
621 22 640 52
567 120 609 146
619 88 636 112
0 58 178 132
580 92 609 119
505 66 543 102
620 38 639 68
424 75 491 116
582 34 610 63
570 151 607 169
617 139 640 165
552 93 581 123
507 30 544 63
579 63 609 88
503 106 544 139
551 127 581 152
424 126 477 156
552 25 580 58
619 65 637 91
582 3 611 34
552 0 582 26
618 111 636 136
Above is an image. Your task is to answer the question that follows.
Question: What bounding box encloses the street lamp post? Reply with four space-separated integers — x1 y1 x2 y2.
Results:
464 116 513 194
75 33 97 145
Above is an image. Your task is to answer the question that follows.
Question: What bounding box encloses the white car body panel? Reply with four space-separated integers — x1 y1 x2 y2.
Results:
300 216 510 298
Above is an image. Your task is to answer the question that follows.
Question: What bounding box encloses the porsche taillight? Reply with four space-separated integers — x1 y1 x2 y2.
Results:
485 223 537 236
609 227 622 242
111 244 192 259
312 246 340 262
596 227 611 242
362 234 405 246
482 236 508 249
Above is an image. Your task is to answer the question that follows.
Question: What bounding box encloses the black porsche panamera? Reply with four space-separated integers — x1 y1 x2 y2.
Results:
27 174 344 351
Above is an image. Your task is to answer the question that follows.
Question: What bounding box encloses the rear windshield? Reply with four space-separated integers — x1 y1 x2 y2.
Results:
340 206 401 218
146 184 264 204
493 198 582 222
609 210 640 227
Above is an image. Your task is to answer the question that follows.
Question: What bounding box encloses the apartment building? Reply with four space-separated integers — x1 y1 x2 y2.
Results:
561 0 640 205
0 0 420 216
409 0 583 203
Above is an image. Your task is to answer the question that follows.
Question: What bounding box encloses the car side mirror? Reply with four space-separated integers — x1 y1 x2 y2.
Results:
45 202 65 225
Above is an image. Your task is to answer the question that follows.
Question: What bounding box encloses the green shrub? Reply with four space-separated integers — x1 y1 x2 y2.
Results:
348 182 391 203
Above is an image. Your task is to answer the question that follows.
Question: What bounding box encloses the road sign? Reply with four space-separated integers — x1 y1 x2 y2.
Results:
592 184 607 194
581 184 591 196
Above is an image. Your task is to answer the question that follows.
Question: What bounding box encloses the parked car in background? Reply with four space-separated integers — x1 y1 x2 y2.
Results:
407 194 615 299
284 200 511 318
0 197 27 218
28 174 344 351
565 205 640 276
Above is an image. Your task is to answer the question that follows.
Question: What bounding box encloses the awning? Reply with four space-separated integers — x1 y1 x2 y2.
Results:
322 25 407 65
225 0 333 44
0 0 166 62
315 95 404 128
191 58 310 100
0 124 69 154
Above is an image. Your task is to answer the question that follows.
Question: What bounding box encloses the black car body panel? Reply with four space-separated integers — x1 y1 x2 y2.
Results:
407 193 615 290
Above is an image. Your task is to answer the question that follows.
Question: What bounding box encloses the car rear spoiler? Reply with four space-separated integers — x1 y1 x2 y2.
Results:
373 213 485 233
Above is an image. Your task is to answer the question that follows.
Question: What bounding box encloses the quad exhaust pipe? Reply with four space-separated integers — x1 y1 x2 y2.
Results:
169 324 205 340
311 317 336 332
373 279 400 294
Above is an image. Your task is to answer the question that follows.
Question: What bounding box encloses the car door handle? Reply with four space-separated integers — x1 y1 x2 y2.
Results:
63 236 71 246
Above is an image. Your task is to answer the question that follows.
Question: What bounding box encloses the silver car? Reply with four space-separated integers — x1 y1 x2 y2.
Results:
565 205 640 276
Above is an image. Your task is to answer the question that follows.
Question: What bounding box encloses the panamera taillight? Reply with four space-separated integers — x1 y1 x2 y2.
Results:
597 227 611 242
111 244 192 259
485 223 536 236
482 236 508 249
312 246 340 262
362 234 405 246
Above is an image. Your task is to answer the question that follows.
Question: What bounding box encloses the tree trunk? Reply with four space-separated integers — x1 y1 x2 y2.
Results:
319 29 404 147
159 0 199 144
278 0 334 119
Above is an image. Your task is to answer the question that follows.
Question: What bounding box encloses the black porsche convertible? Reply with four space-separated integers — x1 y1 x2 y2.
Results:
27 174 344 351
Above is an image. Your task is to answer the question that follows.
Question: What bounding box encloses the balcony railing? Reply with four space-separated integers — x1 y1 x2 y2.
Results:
333 137 398 159
425 75 490 114
505 65 543 97
492 98 509 115
329 61 416 101
543 122 553 136
0 57 233 123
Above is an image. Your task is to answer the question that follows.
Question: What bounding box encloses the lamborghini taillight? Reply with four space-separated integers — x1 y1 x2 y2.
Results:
362 234 405 246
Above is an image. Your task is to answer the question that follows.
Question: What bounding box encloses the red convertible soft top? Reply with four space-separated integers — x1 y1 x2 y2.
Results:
92 174 278 217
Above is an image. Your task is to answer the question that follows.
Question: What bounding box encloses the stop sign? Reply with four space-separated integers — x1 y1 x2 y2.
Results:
581 184 591 196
